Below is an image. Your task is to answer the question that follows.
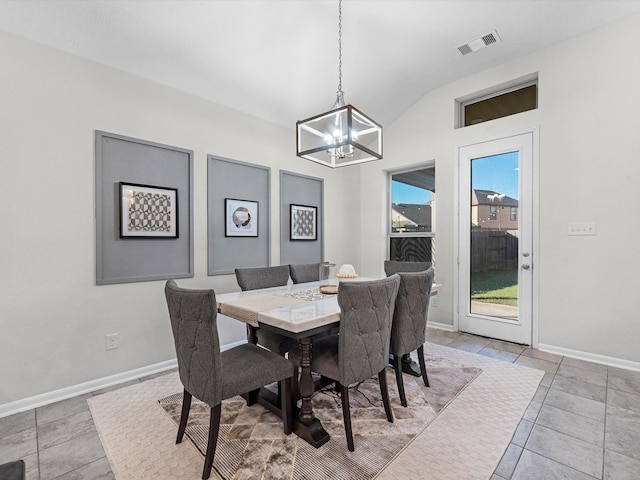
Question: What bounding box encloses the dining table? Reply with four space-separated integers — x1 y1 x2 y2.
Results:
215 277 441 448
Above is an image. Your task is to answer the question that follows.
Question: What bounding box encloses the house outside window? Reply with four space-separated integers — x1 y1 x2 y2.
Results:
389 165 435 265
470 189 518 230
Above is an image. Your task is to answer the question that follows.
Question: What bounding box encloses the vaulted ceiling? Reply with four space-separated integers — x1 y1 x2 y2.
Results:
1 1 638 129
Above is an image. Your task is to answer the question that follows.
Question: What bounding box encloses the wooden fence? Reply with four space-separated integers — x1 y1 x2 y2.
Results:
471 229 518 272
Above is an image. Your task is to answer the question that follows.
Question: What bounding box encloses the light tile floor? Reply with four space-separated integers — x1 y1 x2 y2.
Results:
2 328 639 480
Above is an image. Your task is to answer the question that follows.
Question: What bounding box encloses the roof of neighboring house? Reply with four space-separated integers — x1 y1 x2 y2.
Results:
472 189 519 207
392 203 432 227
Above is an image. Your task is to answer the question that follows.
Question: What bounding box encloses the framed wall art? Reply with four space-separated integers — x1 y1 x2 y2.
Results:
225 198 259 237
119 182 178 238
290 204 317 241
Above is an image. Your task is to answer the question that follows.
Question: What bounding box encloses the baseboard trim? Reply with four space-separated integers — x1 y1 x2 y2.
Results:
538 343 640 372
0 359 177 418
0 339 248 419
427 321 456 332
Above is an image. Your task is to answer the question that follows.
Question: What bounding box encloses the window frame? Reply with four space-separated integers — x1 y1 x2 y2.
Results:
456 73 538 129
387 161 436 264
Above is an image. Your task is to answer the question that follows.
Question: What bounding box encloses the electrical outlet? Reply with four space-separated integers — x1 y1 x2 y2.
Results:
106 333 119 350
568 222 596 236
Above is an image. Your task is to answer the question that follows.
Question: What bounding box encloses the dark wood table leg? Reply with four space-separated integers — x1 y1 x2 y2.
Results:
247 324 258 344
294 336 330 447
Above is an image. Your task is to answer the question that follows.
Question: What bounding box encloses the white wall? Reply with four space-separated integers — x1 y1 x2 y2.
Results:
4 14 640 412
360 15 640 365
0 30 361 407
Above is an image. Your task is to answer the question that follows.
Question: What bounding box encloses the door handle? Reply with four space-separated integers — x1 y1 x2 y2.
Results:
522 264 531 270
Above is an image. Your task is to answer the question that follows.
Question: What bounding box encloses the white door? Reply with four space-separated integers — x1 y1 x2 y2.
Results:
457 132 536 345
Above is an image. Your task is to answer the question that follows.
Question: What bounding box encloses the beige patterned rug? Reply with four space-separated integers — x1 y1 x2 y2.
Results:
87 343 545 480
157 355 481 480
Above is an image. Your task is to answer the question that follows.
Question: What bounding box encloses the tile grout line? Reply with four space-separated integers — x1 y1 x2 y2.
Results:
35 407 41 480
601 368 609 480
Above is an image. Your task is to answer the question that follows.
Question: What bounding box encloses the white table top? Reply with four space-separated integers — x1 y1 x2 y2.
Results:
216 280 355 333
216 278 441 335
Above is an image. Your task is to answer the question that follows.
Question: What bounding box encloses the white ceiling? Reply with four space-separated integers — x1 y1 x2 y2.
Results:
1 0 639 129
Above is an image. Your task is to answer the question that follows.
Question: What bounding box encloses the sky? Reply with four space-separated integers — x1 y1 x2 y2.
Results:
392 181 432 204
471 151 519 200
392 151 519 205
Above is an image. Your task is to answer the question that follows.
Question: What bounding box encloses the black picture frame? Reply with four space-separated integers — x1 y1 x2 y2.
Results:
119 182 178 239
225 198 259 237
290 204 317 241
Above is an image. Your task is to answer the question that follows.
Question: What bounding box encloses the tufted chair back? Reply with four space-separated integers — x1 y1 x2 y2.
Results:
337 275 401 386
235 265 290 291
289 263 321 284
234 265 293 356
165 280 222 407
390 268 435 357
384 260 431 277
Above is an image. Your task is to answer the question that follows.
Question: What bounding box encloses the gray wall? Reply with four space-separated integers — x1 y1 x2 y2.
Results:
96 131 194 284
280 170 324 265
208 156 270 275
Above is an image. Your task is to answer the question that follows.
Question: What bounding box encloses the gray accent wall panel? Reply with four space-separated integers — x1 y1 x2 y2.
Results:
208 156 271 275
280 170 323 265
95 131 194 285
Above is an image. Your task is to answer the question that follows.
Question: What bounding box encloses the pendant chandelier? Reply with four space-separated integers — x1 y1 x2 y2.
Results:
296 0 383 168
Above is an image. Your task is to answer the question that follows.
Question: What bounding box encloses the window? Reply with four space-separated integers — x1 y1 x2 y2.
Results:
510 207 517 221
490 205 498 220
456 74 538 128
389 165 435 264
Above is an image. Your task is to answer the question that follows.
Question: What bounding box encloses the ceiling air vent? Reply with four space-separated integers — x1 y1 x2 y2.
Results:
457 30 501 55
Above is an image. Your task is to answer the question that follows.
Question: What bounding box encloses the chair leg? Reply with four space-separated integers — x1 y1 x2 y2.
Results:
378 369 394 423
202 404 221 480
176 389 192 444
417 345 430 387
280 377 293 435
392 354 407 407
339 383 355 452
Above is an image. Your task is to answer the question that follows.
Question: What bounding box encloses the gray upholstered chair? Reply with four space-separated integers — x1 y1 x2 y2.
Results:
165 280 294 480
234 265 290 291
384 260 431 276
0 460 25 480
389 268 435 407
234 265 293 355
290 275 401 451
289 263 321 284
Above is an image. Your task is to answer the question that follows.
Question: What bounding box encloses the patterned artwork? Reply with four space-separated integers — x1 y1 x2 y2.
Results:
119 183 178 238
290 204 317 241
225 198 258 237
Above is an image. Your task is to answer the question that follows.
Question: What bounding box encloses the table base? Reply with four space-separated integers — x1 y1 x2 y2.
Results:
245 387 330 448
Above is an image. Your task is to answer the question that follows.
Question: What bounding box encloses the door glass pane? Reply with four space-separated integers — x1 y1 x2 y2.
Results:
470 152 519 321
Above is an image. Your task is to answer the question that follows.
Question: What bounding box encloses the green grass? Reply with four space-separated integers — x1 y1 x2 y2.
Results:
471 269 518 306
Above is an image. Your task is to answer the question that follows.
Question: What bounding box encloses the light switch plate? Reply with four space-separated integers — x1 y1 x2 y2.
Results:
568 222 596 236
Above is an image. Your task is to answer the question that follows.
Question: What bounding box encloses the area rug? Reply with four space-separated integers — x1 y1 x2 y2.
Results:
87 343 545 480
157 355 481 480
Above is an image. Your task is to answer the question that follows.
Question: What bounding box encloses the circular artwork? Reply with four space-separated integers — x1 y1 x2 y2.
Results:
232 207 251 228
